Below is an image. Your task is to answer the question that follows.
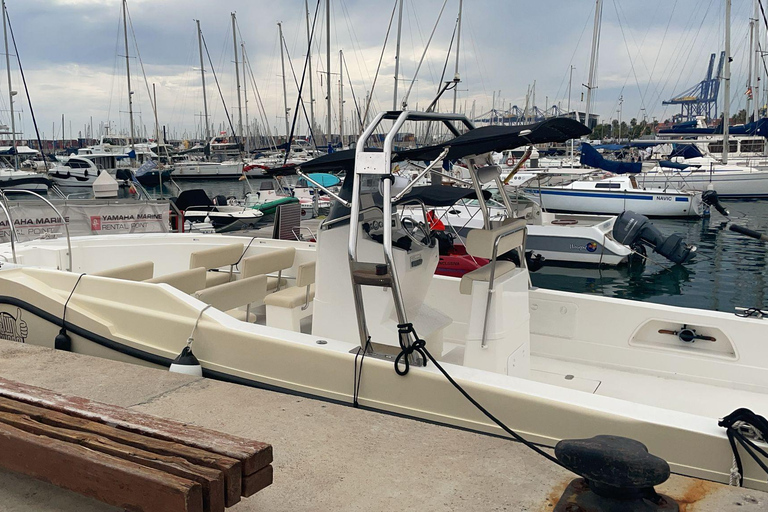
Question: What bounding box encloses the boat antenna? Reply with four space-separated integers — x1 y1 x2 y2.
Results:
4 6 48 171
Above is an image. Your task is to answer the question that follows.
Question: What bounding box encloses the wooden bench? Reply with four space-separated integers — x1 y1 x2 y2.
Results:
0 377 272 512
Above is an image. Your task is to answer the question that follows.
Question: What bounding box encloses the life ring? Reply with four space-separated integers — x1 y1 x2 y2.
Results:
506 156 516 166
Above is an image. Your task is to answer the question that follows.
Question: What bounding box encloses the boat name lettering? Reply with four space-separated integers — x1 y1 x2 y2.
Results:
655 196 672 201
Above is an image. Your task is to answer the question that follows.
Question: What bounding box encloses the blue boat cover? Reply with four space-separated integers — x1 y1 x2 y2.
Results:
579 143 641 174
669 144 703 159
658 160 691 170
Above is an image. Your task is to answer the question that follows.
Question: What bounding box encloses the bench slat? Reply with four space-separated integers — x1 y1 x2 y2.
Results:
0 410 225 512
0 376 272 475
0 396 241 507
0 421 204 512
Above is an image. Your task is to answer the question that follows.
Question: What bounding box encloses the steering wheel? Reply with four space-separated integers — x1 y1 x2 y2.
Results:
400 216 434 249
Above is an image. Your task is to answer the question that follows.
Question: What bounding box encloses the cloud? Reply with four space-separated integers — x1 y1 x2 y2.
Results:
4 0 756 140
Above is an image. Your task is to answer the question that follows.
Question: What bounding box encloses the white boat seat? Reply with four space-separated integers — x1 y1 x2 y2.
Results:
460 260 517 295
465 218 526 259
92 261 154 281
264 284 316 309
189 243 243 288
264 261 315 331
145 267 207 295
241 247 295 292
193 275 268 320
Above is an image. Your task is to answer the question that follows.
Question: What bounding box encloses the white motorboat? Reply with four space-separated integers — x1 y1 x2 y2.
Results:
173 189 264 232
48 156 100 188
172 159 248 180
0 167 50 193
2 113 767 491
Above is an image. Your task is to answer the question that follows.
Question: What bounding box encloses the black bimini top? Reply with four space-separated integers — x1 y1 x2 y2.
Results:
268 117 591 175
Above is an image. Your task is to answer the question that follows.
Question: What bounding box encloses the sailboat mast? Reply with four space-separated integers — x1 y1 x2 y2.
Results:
748 13 754 121
339 50 344 146
724 0 731 164
278 22 290 142
326 0 331 144
393 0 404 110
242 42 249 153
584 0 602 128
305 0 316 140
2 0 16 169
452 0 462 113
122 0 135 154
152 82 160 145
754 0 760 122
196 20 210 141
232 13 243 146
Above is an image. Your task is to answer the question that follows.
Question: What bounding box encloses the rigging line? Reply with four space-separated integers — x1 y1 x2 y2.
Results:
612 0 659 120
362 0 398 132
342 51 363 131
106 6 123 133
640 0 678 120
644 2 701 118
235 23 277 150
200 32 238 150
125 4 159 135
5 8 47 170
282 0 321 166
401 0 449 109
242 46 277 151
657 0 715 122
552 9 593 109
406 0 438 91
281 16 319 152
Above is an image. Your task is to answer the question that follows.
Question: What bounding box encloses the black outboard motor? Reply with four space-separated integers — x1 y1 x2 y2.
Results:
702 189 729 216
612 211 696 264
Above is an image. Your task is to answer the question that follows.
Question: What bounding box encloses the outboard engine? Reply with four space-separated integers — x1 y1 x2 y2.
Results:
702 189 729 216
612 211 696 264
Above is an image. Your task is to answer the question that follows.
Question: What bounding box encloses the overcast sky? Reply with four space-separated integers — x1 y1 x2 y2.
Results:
0 0 759 140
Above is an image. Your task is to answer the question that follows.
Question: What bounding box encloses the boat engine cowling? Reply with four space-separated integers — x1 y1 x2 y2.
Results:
612 211 696 264
701 189 729 216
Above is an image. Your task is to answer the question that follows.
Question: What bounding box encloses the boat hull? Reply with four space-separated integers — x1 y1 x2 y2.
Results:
522 187 703 217
1 254 766 491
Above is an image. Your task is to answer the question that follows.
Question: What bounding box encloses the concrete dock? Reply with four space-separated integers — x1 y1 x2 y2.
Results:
0 339 765 511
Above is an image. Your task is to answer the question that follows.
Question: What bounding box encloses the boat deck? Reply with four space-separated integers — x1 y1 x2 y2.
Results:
0 339 764 512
